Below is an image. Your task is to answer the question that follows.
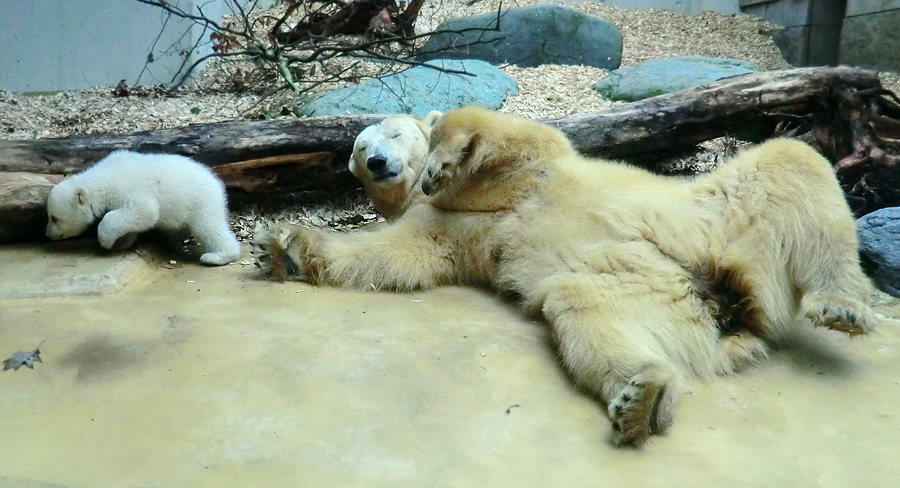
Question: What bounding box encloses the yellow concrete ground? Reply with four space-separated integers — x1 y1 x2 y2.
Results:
1 241 899 487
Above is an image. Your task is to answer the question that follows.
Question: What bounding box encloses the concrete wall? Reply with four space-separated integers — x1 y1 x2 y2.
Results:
0 0 226 92
741 0 847 66
839 0 900 71
574 0 741 14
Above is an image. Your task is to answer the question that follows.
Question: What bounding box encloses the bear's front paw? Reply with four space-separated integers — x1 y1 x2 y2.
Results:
111 233 138 251
421 160 454 196
800 293 876 337
251 223 327 283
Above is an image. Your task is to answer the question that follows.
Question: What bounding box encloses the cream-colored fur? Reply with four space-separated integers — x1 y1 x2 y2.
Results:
349 111 442 218
255 107 875 447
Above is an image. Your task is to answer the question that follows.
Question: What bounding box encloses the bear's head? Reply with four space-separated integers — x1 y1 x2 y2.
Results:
349 111 442 218
45 178 95 240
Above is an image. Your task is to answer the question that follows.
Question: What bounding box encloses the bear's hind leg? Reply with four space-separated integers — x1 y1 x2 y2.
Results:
191 217 241 266
737 140 876 336
786 200 876 336
605 364 678 445
716 331 768 373
111 233 139 251
540 273 687 447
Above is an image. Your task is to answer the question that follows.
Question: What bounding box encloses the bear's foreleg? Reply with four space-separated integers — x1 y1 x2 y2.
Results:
254 206 496 290
97 204 159 250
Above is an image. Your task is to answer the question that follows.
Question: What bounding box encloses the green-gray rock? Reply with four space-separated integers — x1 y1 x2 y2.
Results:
295 59 517 116
419 4 622 69
594 56 759 102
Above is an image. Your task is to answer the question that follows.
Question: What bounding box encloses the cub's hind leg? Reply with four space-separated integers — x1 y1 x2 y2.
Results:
190 216 241 266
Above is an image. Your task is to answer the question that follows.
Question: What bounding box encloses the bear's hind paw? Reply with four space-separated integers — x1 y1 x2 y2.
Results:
200 251 239 266
607 376 673 447
800 295 875 337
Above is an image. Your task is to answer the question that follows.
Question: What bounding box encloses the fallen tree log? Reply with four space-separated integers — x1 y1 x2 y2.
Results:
0 114 384 175
0 67 883 176
0 66 897 243
0 173 65 242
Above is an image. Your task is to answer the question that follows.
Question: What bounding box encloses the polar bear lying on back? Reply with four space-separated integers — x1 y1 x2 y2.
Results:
46 150 241 266
256 107 875 447
349 111 442 218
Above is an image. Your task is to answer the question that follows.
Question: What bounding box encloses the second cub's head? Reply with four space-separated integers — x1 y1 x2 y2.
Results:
45 178 95 240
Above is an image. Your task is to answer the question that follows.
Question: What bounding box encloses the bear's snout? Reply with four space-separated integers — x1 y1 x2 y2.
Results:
367 155 388 172
366 155 401 181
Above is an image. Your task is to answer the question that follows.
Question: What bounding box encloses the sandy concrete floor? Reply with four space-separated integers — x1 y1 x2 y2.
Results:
1 241 900 487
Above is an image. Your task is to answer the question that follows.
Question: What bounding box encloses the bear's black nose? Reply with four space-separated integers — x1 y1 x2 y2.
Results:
367 155 388 172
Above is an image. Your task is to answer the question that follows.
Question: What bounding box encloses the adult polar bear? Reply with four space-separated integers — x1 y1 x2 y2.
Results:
256 107 875 447
348 111 441 218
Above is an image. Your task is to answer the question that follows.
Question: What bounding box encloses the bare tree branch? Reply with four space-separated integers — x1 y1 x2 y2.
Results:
136 0 502 96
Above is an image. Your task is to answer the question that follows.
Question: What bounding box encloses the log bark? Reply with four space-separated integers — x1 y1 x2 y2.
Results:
0 173 65 242
0 114 384 176
547 66 882 158
0 66 895 243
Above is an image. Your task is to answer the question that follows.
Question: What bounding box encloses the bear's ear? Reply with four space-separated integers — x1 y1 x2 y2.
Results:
348 125 374 177
74 186 90 207
459 132 482 168
417 111 443 138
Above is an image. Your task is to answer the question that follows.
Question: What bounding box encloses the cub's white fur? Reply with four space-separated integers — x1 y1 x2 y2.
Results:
349 111 442 217
46 150 240 266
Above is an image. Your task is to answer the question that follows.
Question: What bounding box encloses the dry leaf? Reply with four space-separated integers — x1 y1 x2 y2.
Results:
3 343 44 371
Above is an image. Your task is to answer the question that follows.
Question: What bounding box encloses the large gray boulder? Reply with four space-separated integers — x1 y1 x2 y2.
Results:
593 55 759 102
857 207 900 297
295 59 517 116
419 4 622 69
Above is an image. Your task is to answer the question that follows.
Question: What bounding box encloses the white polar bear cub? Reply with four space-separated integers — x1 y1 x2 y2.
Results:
349 111 442 218
46 150 241 266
